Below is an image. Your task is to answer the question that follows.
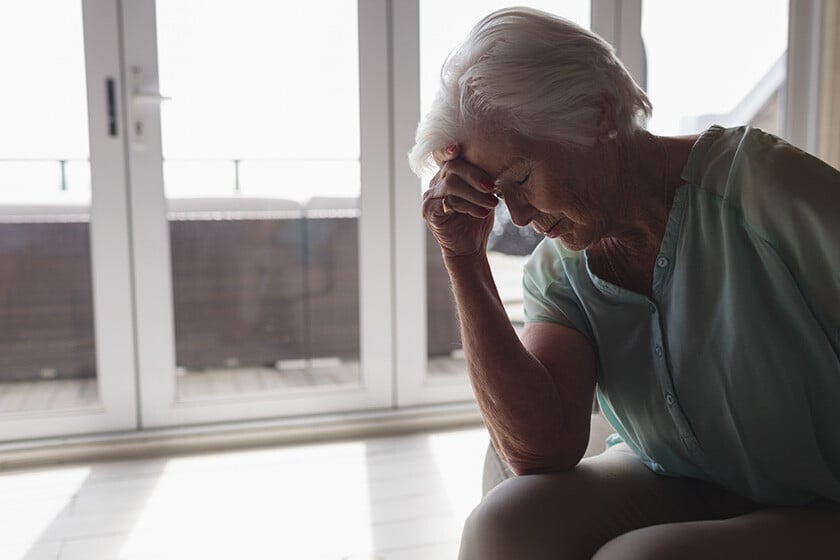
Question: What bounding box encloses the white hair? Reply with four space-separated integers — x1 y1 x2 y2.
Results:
408 7 652 176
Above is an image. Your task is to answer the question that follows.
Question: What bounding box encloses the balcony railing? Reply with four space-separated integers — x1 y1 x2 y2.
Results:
0 157 361 204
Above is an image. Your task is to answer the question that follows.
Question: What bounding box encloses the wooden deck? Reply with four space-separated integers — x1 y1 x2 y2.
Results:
0 356 468 414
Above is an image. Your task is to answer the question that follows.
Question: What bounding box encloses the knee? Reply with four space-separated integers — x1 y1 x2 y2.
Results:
460 479 534 556
592 525 697 560
458 474 597 560
459 478 548 560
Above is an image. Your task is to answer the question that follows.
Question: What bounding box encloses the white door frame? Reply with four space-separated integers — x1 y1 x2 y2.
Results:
0 0 138 441
785 0 824 154
3 0 822 438
122 0 394 428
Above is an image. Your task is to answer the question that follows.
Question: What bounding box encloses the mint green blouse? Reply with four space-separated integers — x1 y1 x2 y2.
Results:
522 126 840 506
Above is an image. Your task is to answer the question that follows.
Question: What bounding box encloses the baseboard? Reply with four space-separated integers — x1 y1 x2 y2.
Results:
0 403 484 471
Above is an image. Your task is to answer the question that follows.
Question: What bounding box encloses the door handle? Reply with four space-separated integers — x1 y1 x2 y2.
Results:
129 66 171 149
132 93 172 105
106 78 118 137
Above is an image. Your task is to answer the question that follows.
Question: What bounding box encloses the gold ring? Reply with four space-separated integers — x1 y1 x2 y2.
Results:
441 197 455 215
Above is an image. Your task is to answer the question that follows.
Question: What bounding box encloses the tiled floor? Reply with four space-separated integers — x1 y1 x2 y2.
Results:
0 425 489 560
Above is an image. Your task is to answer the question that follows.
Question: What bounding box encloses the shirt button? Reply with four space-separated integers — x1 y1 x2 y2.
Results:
665 392 675 406
655 345 663 358
656 256 670 268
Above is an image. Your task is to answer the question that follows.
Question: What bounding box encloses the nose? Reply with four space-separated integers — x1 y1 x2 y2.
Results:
505 198 537 227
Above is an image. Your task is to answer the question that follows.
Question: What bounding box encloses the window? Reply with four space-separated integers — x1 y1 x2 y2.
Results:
642 0 789 136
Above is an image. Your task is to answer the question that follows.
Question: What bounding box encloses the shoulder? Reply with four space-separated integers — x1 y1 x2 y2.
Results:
683 126 840 325
522 240 593 332
523 239 583 293
682 125 840 206
525 239 582 283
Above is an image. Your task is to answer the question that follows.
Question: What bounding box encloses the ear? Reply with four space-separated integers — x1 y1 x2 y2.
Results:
596 96 618 142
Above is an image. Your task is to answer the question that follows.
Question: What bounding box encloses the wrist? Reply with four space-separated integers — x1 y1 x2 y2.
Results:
442 251 490 270
442 252 497 291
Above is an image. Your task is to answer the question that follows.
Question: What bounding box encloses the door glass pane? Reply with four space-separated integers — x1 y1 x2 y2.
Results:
156 0 361 402
642 0 788 137
419 1 591 382
0 2 99 414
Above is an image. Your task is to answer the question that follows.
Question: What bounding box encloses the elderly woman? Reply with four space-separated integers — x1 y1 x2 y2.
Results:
409 7 840 560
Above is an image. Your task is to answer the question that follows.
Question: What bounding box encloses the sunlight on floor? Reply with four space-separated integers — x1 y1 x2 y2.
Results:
0 466 91 558
427 429 487 522
0 426 489 559
119 442 375 560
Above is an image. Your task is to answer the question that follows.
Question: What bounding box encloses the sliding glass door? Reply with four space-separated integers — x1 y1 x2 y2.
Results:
0 0 137 440
123 0 393 427
0 0 812 440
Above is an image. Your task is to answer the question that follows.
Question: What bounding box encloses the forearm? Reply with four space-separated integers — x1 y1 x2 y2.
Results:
444 254 577 471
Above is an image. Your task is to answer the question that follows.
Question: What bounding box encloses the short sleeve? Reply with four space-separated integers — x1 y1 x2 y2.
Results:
522 241 593 340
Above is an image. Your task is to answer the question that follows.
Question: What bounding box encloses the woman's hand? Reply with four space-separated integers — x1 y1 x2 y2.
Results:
421 144 499 258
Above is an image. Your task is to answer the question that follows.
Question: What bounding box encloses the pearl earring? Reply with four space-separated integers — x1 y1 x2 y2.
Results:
607 129 618 140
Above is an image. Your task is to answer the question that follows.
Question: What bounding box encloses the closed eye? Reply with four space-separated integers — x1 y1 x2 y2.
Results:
493 171 529 199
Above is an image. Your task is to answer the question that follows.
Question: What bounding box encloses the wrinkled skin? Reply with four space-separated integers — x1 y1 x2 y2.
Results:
421 144 500 258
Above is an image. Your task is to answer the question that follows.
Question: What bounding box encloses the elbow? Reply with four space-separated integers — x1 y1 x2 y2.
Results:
492 423 591 476
504 450 584 476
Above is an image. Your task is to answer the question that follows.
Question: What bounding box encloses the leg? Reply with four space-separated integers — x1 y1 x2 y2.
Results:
593 507 840 560
458 444 759 560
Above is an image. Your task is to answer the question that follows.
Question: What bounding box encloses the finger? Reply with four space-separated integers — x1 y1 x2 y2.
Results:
432 143 460 167
435 158 497 200
439 195 495 219
430 171 498 215
422 189 495 222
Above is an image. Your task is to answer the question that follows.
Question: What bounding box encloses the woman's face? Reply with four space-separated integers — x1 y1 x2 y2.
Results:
460 133 617 252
